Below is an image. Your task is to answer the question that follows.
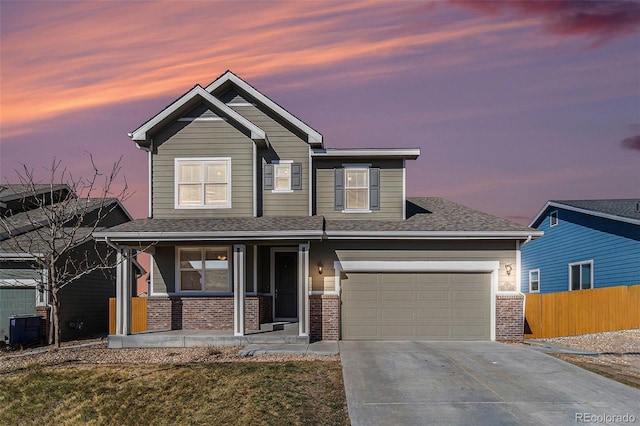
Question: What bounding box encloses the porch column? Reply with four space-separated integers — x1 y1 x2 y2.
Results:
298 243 309 337
233 244 246 336
115 247 132 335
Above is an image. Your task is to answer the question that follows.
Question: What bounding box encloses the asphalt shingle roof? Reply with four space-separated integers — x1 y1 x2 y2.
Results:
551 199 640 222
325 197 535 233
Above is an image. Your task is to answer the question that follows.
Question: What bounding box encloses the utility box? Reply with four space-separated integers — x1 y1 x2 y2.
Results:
9 315 42 345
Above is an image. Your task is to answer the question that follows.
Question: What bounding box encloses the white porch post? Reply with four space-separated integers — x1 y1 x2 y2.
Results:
233 244 246 336
298 243 309 337
115 247 132 335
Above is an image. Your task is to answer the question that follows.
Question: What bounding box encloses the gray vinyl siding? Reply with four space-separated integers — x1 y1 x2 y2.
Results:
0 288 36 338
227 103 310 216
57 241 116 340
152 245 175 294
0 261 40 282
151 117 255 218
309 240 516 292
314 159 404 219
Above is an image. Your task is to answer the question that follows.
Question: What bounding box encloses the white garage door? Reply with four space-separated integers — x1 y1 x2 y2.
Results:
341 272 491 340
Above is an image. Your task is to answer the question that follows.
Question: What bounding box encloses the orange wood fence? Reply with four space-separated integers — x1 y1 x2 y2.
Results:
109 297 148 334
524 285 640 338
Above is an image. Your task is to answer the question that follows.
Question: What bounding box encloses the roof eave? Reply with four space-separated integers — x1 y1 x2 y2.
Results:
93 230 324 242
529 201 640 227
206 71 323 147
324 230 543 240
312 148 420 160
129 85 268 148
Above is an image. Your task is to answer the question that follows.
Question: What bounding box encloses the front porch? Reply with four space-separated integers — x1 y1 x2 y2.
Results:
108 322 308 348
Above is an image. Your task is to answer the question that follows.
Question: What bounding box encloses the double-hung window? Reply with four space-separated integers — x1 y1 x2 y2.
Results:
529 269 540 293
178 247 230 292
569 260 593 290
345 168 369 211
274 163 292 192
175 158 231 208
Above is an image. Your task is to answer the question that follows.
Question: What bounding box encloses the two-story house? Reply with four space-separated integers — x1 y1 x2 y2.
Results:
96 71 542 347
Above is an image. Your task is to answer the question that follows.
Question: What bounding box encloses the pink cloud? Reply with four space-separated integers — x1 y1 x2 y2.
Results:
451 0 640 46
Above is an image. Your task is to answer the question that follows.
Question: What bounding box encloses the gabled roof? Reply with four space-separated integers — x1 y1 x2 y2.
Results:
206 70 323 147
0 184 70 204
128 85 268 148
530 199 640 227
325 197 541 239
95 198 540 242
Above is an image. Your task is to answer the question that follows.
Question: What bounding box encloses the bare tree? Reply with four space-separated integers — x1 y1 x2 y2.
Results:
0 156 130 346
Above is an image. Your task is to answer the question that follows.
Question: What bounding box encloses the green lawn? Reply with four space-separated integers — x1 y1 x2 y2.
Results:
0 361 349 425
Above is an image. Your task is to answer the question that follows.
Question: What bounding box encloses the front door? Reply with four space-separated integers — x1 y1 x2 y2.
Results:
274 251 297 319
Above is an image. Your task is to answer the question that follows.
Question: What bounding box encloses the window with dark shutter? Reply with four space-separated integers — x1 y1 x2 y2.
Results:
264 164 274 190
369 168 380 211
334 168 345 210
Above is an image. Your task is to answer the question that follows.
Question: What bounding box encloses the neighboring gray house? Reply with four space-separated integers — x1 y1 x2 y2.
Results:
97 71 542 346
0 184 133 342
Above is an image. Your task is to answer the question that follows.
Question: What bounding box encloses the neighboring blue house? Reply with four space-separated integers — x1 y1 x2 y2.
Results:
522 199 640 294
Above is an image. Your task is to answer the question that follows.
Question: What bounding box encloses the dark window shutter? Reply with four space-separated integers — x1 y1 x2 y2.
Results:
291 163 302 190
369 168 380 211
334 168 344 211
264 164 273 190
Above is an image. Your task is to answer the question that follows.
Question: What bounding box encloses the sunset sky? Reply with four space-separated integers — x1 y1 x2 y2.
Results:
1 1 639 224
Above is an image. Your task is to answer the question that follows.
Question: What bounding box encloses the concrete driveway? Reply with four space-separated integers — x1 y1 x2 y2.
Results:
340 341 640 425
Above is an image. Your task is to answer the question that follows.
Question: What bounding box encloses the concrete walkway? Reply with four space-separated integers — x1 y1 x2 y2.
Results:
340 341 640 426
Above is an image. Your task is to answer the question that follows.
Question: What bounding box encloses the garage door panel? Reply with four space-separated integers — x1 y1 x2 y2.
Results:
342 272 491 340
416 307 451 320
381 290 413 302
416 290 450 301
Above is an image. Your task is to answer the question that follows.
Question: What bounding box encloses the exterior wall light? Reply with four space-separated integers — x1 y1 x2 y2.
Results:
505 263 513 276
318 261 323 275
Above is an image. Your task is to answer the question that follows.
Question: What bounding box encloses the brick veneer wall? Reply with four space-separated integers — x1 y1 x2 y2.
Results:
35 306 50 343
310 294 339 342
258 295 272 325
147 296 264 332
495 294 524 342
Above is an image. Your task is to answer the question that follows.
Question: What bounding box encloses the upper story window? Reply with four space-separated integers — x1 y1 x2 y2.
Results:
178 247 230 293
569 260 593 291
549 210 558 227
334 166 380 212
345 168 369 210
175 158 231 209
529 269 540 293
264 162 302 192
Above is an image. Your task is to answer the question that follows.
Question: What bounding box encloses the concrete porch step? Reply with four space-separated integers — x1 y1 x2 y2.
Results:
108 332 309 349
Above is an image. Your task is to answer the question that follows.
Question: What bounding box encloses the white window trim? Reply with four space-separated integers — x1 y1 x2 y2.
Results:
175 246 232 294
272 161 293 193
568 260 594 291
549 210 558 227
343 166 371 212
529 269 540 293
174 157 232 209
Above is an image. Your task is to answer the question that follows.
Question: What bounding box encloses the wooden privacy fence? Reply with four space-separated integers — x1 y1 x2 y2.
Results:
109 298 147 334
524 285 640 338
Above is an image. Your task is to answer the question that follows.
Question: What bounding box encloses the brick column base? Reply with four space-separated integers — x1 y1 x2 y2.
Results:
495 294 524 342
310 294 339 342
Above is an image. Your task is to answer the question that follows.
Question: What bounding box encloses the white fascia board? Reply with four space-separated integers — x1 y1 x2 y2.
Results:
529 201 640 227
129 85 267 146
312 148 420 159
205 71 323 145
324 230 543 240
92 230 324 242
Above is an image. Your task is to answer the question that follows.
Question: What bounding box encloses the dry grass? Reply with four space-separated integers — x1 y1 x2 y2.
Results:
0 361 349 425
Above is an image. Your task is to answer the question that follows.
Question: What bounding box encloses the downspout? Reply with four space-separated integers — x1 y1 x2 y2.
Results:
520 235 532 247
132 138 153 219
